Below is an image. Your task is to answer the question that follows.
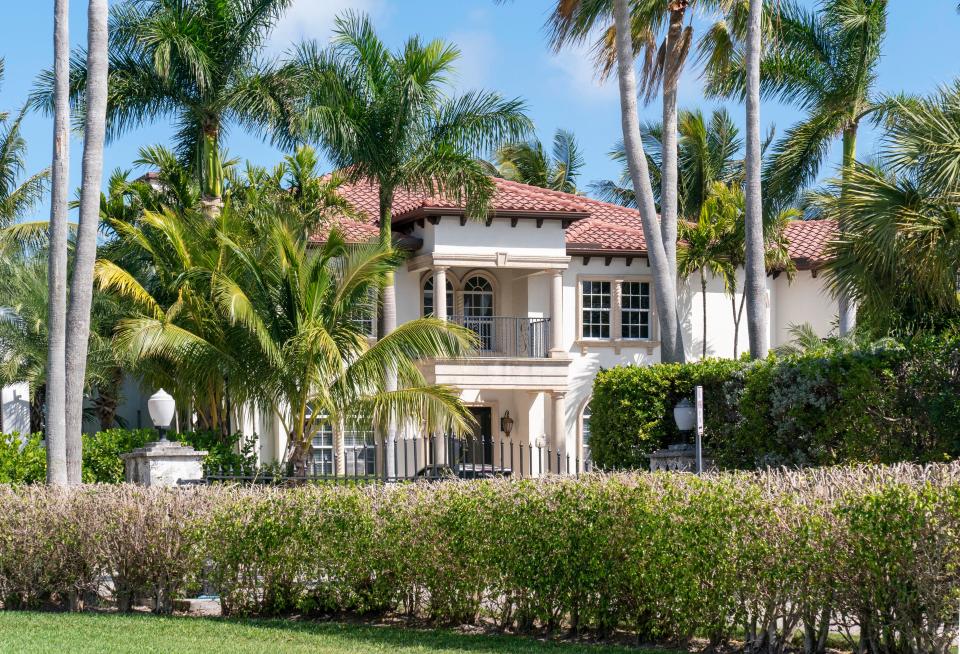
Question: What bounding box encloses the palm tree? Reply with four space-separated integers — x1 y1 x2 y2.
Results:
285 12 530 474
743 0 766 359
30 0 296 215
677 191 735 359
811 83 960 336
591 107 744 216
61 0 109 484
487 129 584 193
99 192 477 474
45 0 70 486
701 0 889 335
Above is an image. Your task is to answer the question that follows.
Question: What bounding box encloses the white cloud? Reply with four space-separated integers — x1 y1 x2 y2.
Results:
546 43 618 105
268 0 388 52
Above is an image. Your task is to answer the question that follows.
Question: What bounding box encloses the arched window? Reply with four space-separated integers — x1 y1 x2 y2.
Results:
462 275 495 351
580 401 593 466
423 276 454 320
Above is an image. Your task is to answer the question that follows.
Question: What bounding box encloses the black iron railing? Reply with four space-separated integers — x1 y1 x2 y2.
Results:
202 432 592 485
450 315 551 358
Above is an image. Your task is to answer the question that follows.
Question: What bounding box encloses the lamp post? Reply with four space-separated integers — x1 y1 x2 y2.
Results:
147 389 176 442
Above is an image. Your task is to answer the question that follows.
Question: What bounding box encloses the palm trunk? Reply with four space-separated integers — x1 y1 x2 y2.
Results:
837 125 858 335
200 123 223 218
378 188 398 479
701 270 708 359
64 0 109 484
743 0 768 359
661 4 687 362
612 0 682 363
45 0 70 486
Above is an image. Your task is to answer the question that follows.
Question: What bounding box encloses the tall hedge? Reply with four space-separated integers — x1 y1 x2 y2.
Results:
590 336 960 470
1 465 959 654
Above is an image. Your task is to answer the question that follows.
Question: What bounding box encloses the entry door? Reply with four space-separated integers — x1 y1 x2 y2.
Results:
465 407 493 466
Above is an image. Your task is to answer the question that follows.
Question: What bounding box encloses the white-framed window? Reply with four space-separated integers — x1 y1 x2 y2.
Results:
620 281 651 340
580 401 592 465
581 280 612 339
310 418 334 476
343 421 376 475
579 277 653 342
352 288 378 338
423 276 454 320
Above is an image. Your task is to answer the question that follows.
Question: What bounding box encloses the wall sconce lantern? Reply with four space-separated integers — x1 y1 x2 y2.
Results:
500 410 514 438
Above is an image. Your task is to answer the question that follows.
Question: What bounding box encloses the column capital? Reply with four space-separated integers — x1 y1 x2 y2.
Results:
551 390 567 400
433 264 450 272
550 269 563 278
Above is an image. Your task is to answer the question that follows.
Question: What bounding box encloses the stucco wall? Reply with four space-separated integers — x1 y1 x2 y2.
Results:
0 383 30 435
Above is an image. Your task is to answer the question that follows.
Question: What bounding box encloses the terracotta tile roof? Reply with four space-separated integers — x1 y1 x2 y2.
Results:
331 177 590 225
315 176 834 266
784 219 837 270
317 214 381 243
565 217 648 254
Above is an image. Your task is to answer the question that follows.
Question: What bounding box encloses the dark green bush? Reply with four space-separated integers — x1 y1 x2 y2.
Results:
591 336 960 470
0 428 259 484
3 465 960 654
0 433 46 484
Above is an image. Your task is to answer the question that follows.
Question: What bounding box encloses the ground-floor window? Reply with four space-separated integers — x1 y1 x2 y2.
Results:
311 418 376 476
581 401 592 465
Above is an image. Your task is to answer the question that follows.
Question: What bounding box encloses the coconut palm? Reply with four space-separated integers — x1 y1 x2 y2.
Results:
285 12 530 474
62 0 109 483
811 83 960 336
46 0 71 486
591 107 744 216
701 0 889 336
30 0 296 214
487 129 584 193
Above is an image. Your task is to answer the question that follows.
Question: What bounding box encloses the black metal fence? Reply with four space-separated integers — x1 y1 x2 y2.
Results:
203 432 591 485
450 316 551 358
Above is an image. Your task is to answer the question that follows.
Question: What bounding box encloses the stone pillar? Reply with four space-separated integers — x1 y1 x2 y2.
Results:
551 391 566 473
549 270 564 357
121 441 208 487
434 266 448 321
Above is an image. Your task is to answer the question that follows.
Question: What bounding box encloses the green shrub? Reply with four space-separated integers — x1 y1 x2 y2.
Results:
2 464 959 654
81 429 155 483
0 433 46 484
591 336 960 470
589 359 741 469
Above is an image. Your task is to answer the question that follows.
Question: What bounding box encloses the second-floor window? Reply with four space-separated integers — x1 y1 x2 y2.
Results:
579 278 652 342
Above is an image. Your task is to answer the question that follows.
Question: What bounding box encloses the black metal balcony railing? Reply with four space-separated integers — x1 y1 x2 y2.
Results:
449 315 551 358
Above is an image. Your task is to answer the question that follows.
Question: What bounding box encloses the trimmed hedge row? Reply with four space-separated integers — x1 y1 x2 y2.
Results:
590 337 960 470
2 466 960 653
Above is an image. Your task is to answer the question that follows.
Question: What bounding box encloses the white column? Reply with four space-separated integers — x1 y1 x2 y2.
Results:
549 270 564 356
551 391 566 473
434 266 448 321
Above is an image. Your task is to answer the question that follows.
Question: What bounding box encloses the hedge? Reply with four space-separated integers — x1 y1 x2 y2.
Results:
0 429 257 484
590 336 960 470
1 465 959 653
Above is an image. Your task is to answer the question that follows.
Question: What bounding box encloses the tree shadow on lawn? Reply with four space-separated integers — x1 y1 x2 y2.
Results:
212 617 687 653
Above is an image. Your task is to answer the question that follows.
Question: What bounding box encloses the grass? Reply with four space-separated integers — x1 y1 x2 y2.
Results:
0 611 685 654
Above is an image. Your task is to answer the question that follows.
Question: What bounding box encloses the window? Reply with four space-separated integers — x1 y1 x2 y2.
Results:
423 276 454 320
462 275 495 351
352 288 377 338
310 419 334 476
620 281 651 340
579 278 653 342
581 401 592 465
581 281 611 339
343 421 376 475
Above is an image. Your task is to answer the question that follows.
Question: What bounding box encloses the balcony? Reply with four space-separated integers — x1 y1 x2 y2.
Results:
451 315 551 359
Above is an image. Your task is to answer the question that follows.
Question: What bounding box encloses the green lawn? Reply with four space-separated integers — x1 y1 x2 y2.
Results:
0 612 683 654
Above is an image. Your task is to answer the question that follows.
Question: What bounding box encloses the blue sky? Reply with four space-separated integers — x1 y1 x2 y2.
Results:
2 0 959 221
